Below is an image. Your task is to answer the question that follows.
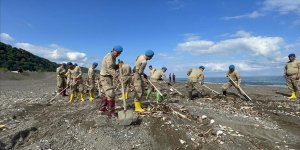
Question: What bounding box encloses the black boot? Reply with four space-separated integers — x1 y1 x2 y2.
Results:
223 91 227 96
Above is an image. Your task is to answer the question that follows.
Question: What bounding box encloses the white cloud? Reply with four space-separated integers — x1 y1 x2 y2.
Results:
15 42 89 65
0 33 14 44
66 52 86 60
203 62 264 72
176 31 284 59
231 30 252 38
223 0 300 22
222 11 263 20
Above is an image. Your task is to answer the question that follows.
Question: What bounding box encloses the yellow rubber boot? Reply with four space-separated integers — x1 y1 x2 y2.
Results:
288 92 297 99
88 91 94 101
125 92 128 99
134 101 145 113
91 92 95 99
69 92 75 103
80 92 85 103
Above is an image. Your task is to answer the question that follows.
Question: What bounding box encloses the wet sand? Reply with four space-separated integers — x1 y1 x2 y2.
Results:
0 72 299 150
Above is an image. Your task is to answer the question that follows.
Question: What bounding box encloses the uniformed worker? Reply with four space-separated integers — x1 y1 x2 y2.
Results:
87 62 98 101
146 67 167 102
98 45 123 118
66 62 85 103
118 61 132 100
56 63 67 96
222 65 242 96
149 65 156 77
133 50 154 112
284 53 300 99
186 66 205 100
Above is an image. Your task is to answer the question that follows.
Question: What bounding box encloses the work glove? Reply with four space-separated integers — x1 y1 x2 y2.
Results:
143 74 148 79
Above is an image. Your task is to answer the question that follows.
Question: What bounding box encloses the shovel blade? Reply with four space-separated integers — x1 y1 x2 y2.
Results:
118 110 135 126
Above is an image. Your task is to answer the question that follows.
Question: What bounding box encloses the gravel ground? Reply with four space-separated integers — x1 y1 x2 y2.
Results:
0 72 300 150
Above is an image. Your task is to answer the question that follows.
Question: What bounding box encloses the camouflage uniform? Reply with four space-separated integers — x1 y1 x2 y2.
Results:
100 53 117 100
66 66 84 93
133 55 148 101
88 67 96 91
284 60 300 95
150 69 165 91
120 63 132 94
56 65 67 94
222 70 242 94
186 68 204 99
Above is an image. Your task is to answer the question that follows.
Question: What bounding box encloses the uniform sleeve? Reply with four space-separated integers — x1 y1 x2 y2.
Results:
199 74 204 83
284 64 287 76
106 56 117 76
56 67 60 75
76 67 82 78
88 68 92 78
65 69 71 79
235 71 241 84
297 62 300 78
59 68 65 75
138 61 147 75
187 69 192 76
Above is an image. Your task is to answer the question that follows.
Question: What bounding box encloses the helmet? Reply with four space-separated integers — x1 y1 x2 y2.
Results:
199 66 205 69
113 45 123 53
93 62 98 67
162 67 167 71
145 50 154 57
74 63 78 66
67 62 73 66
229 65 235 70
62 63 66 66
288 53 296 57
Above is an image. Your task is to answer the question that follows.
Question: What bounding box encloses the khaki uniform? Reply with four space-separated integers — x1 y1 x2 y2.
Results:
56 66 67 92
133 55 148 100
66 66 84 93
120 63 132 93
187 68 204 92
88 67 96 91
150 68 156 77
100 53 117 100
222 70 242 93
150 69 165 91
284 60 300 94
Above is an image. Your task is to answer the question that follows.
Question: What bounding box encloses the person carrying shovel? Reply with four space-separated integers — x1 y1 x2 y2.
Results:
186 66 205 100
87 62 98 101
98 45 123 118
133 50 154 113
56 63 67 96
221 65 242 96
66 62 85 103
118 61 132 100
146 67 167 102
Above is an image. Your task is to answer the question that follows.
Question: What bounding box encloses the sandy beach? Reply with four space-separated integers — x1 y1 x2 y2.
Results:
0 72 299 150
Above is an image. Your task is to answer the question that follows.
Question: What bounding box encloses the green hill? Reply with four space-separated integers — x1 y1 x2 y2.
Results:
0 42 89 73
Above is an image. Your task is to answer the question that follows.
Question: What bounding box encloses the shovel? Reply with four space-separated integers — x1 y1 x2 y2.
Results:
117 60 134 125
227 76 252 101
202 84 220 95
49 86 69 102
163 80 183 96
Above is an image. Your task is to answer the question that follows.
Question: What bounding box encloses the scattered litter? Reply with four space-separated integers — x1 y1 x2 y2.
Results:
216 130 223 136
179 139 186 144
210 119 215 124
201 115 207 119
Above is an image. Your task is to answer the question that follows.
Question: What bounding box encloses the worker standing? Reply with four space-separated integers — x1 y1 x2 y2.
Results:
186 66 205 100
284 53 300 99
66 62 85 103
56 63 67 96
118 61 132 100
98 45 123 118
133 50 154 112
146 67 167 102
87 62 98 101
222 65 242 96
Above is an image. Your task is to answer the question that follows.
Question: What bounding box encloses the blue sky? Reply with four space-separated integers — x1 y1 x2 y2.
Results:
1 0 300 77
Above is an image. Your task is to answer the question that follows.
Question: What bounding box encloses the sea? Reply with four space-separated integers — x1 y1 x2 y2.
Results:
175 76 287 87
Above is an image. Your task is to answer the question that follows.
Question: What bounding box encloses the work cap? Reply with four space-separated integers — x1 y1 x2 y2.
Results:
93 62 98 66
162 67 167 71
67 62 73 66
74 63 78 66
199 66 205 69
288 53 296 57
145 50 154 57
149 65 152 68
113 45 123 53
229 65 235 70
62 63 66 66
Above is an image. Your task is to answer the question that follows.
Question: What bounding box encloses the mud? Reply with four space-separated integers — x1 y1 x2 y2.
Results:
0 72 300 150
